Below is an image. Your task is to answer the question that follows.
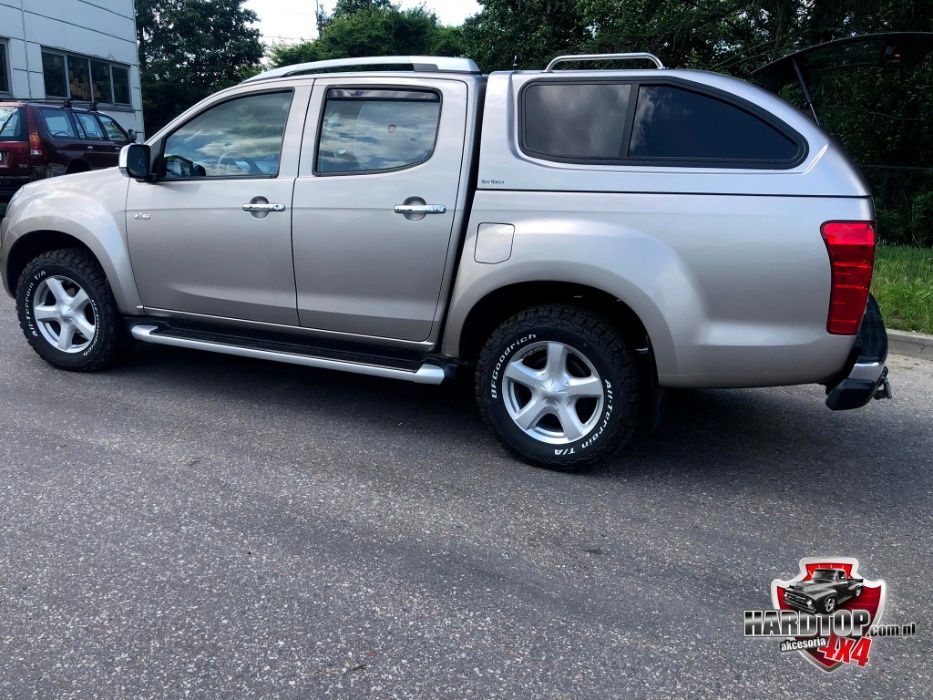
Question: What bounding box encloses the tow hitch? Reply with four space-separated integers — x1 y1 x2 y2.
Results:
875 367 892 401
826 295 891 411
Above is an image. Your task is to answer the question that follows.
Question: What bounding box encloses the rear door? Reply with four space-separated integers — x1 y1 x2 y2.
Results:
292 78 469 342
35 106 85 174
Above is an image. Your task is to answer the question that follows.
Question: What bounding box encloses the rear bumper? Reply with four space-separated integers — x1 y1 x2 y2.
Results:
825 295 892 411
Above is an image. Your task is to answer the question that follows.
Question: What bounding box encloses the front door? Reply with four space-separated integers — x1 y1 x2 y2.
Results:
73 111 118 169
292 78 468 342
127 88 306 325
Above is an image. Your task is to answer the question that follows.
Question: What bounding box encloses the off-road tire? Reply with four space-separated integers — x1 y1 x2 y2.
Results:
475 304 640 471
16 248 130 371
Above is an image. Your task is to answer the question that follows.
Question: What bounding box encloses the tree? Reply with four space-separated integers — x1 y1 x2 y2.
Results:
137 0 263 132
270 3 464 68
462 0 587 72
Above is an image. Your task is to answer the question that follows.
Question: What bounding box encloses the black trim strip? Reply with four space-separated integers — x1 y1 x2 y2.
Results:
474 188 866 199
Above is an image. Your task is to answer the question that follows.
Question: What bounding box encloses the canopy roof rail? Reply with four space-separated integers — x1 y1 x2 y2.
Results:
544 53 665 72
244 56 482 83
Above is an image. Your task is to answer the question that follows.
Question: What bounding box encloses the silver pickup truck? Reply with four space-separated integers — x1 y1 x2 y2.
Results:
0 53 891 470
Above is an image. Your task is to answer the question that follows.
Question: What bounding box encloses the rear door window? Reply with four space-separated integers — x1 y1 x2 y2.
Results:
39 108 77 138
629 85 800 163
316 89 441 175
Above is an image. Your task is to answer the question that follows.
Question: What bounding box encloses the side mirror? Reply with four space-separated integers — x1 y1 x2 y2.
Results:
127 128 138 143
119 143 151 180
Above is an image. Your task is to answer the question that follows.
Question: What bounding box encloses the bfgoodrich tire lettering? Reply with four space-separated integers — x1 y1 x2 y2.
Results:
16 248 129 372
476 304 640 470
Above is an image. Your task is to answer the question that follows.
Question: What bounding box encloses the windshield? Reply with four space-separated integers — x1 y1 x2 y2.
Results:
812 570 837 582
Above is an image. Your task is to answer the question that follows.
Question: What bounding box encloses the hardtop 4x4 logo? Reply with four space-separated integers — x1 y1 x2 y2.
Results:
745 557 916 672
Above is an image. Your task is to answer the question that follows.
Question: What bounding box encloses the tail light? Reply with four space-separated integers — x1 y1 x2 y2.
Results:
29 130 44 158
820 221 876 335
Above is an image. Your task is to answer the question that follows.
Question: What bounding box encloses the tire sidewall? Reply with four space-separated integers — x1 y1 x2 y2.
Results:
482 325 621 466
18 261 105 368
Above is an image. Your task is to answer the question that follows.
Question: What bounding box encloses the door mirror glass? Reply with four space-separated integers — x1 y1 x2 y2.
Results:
120 143 151 179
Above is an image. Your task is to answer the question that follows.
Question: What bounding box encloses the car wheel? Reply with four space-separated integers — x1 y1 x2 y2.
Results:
475 304 640 471
16 248 130 372
822 595 837 614
853 585 863 598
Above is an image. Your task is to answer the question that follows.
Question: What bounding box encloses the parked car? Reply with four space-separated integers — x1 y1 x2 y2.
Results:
783 568 865 614
0 100 134 206
0 53 891 470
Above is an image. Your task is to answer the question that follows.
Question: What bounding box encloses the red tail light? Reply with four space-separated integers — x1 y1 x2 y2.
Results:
820 221 875 335
28 130 44 158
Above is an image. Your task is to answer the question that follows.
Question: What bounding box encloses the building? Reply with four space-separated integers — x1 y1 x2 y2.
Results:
0 0 144 135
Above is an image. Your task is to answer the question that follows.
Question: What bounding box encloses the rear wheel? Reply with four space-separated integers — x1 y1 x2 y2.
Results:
16 248 129 371
475 304 640 471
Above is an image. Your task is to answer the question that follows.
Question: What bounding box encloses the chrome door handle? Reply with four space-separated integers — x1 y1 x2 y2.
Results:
394 204 447 215
242 202 286 213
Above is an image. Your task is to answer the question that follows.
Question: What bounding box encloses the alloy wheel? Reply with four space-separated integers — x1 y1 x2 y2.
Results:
502 341 605 445
32 275 97 353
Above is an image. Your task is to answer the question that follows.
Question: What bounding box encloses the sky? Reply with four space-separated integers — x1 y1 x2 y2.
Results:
245 1 483 45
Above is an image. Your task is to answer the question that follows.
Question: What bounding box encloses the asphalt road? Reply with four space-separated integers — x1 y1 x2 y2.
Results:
0 296 930 698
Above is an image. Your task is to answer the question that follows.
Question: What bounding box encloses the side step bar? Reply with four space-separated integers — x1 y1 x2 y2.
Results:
130 325 447 385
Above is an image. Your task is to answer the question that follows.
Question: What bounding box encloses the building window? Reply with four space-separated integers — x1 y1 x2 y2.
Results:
41 49 131 106
0 39 10 94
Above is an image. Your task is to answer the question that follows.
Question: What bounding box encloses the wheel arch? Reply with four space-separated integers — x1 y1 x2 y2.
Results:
455 281 653 362
4 227 140 313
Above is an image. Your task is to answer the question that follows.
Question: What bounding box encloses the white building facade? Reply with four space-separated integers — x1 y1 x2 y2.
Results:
0 0 144 134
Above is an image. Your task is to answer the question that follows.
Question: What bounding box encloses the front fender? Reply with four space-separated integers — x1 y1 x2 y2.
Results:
1 171 141 313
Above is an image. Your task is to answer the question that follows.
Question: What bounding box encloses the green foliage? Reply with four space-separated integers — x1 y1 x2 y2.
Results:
137 0 263 133
269 4 463 68
873 246 933 333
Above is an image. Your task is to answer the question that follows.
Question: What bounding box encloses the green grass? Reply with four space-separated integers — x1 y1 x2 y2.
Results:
873 245 933 334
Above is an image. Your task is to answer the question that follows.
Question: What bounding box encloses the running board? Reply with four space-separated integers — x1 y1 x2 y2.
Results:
130 325 447 385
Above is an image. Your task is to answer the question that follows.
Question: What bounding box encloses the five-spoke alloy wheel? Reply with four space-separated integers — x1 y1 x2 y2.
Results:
32 275 97 353
477 304 641 471
503 341 605 445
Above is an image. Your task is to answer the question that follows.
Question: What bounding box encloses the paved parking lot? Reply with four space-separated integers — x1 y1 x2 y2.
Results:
0 297 930 698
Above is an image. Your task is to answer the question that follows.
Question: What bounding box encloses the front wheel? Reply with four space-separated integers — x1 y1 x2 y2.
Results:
16 248 129 372
475 305 640 471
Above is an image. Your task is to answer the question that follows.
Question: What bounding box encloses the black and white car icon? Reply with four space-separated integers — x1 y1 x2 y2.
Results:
783 568 864 614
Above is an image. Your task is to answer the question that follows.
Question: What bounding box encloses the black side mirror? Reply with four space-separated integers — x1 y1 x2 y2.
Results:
127 128 138 143
119 143 151 180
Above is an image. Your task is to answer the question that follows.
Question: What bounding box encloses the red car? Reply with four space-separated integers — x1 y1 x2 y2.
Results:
0 100 136 206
